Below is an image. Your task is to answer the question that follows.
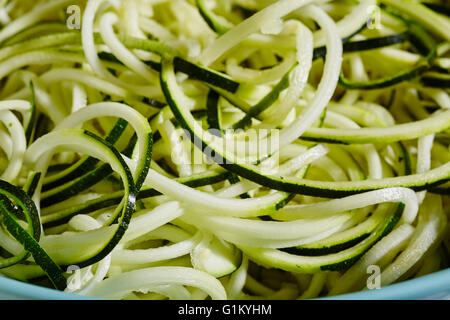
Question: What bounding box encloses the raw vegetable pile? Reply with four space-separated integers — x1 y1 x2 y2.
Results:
0 0 448 300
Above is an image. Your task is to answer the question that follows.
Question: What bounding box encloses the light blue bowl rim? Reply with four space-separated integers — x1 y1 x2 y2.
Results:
0 267 449 300
324 267 450 300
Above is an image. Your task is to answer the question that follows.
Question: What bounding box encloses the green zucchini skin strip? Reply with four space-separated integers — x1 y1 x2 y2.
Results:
299 110 450 145
65 130 137 269
422 2 450 16
160 57 450 198
0 238 29 269
0 195 31 268
342 32 410 53
281 233 371 256
196 0 229 35
0 24 426 96
173 57 239 93
97 51 240 93
0 31 238 94
231 63 297 130
266 122 402 253
313 32 409 60
420 76 450 88
3 28 406 96
206 89 222 135
239 203 404 273
280 143 411 256
41 163 115 208
144 57 240 93
41 118 130 207
42 105 152 209
339 8 438 90
338 63 431 90
0 180 40 241
0 27 413 97
42 118 129 191
0 32 81 62
229 163 449 198
23 172 42 198
161 57 293 208
397 142 412 176
1 22 69 46
323 202 402 272
142 97 166 109
42 170 232 228
0 180 66 289
25 81 37 146
429 183 450 195
43 157 106 192
0 197 66 290
381 0 450 41
26 129 139 269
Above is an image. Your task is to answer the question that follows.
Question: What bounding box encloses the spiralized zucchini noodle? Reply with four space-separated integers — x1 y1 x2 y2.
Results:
0 0 448 300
